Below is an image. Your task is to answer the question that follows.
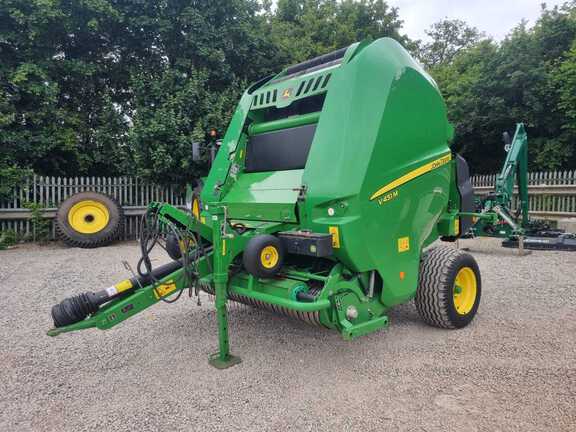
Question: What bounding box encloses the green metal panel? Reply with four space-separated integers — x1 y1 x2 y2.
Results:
222 170 303 222
247 111 320 136
299 38 453 306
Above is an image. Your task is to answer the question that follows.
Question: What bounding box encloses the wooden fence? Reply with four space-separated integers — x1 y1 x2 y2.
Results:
472 170 576 221
1 171 575 242
0 176 185 241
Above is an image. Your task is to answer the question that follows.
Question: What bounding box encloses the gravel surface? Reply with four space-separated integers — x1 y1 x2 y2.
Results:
0 238 575 432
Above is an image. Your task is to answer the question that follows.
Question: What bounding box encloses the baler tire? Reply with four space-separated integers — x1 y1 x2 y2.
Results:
243 235 285 279
415 246 481 329
56 192 123 249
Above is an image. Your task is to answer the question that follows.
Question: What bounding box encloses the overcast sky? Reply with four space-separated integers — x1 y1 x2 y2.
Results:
388 0 569 41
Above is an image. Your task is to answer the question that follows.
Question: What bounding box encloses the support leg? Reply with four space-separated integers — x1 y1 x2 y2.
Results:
208 212 241 369
517 235 532 257
208 274 241 369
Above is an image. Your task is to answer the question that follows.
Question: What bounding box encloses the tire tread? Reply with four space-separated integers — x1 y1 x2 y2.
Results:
55 192 124 248
415 246 479 329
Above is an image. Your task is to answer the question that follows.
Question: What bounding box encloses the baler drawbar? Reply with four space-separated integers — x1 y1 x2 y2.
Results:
49 38 484 369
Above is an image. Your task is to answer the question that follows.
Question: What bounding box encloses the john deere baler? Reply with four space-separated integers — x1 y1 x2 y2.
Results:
49 38 482 369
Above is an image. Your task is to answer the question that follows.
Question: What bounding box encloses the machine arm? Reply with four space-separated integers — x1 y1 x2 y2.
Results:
494 123 529 226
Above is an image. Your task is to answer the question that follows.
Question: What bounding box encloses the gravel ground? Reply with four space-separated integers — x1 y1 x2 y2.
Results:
0 238 575 432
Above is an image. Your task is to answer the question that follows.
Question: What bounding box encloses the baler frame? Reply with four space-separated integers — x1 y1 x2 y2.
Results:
49 201 390 368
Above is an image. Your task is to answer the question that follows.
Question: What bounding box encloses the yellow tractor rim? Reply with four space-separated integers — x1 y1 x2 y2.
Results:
453 267 477 315
68 200 110 234
260 246 279 269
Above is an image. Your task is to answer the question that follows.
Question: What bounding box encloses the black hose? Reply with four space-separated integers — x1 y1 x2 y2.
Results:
51 208 214 328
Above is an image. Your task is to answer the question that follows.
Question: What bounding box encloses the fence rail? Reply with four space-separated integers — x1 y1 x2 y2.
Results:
471 170 576 221
1 171 575 242
0 175 185 241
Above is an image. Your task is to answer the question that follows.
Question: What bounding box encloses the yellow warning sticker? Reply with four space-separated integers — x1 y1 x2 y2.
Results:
115 279 133 293
154 280 177 299
329 226 340 249
454 218 460 235
398 237 410 253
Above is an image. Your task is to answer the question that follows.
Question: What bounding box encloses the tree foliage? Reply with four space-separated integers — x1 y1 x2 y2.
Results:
1 0 576 186
418 19 485 68
429 3 576 173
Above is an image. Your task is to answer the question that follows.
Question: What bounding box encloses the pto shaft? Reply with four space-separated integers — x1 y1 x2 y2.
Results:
51 260 182 327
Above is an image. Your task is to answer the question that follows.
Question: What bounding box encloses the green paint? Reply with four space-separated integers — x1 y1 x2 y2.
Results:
247 111 320 136
467 123 530 238
49 38 476 369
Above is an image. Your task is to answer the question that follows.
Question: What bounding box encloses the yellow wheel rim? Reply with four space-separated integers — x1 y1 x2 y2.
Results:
260 245 279 269
67 200 110 234
453 267 477 315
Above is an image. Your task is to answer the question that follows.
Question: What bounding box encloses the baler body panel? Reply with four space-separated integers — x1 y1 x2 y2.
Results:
203 38 453 307
299 38 453 306
221 169 302 222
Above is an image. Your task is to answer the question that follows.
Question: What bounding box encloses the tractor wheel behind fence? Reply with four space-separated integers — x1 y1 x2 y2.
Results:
56 192 124 248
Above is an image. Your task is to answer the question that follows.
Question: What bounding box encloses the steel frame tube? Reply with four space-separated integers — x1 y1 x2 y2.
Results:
247 112 321 136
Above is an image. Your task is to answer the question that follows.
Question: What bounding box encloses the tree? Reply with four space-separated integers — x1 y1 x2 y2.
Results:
431 3 576 173
269 0 409 64
2 0 576 187
0 0 282 184
129 69 244 185
554 40 576 167
418 19 485 68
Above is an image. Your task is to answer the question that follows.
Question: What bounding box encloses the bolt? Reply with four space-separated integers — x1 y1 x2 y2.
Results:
346 305 358 320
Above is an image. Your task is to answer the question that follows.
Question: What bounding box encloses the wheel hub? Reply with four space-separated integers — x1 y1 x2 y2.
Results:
453 266 477 315
68 200 110 234
260 246 279 269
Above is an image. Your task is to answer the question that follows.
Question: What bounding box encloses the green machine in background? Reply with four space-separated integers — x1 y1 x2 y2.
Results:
464 123 576 251
48 38 484 368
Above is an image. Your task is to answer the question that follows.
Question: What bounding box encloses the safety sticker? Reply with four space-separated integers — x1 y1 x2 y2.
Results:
154 280 177 299
329 226 341 249
398 237 410 253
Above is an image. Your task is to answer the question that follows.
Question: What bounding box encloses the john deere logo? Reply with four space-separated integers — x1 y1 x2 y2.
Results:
282 88 292 98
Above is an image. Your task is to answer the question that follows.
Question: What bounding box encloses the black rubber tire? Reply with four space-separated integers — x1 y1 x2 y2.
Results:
242 235 284 278
56 192 124 248
415 246 481 329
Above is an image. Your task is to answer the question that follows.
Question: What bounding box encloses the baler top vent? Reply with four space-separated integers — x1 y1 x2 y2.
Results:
250 72 332 110
252 89 278 109
295 74 331 97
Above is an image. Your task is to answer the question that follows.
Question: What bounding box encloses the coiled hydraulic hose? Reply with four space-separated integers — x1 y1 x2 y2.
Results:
51 206 210 328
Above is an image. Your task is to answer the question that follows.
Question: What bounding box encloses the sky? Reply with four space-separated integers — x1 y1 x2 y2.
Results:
387 0 569 41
